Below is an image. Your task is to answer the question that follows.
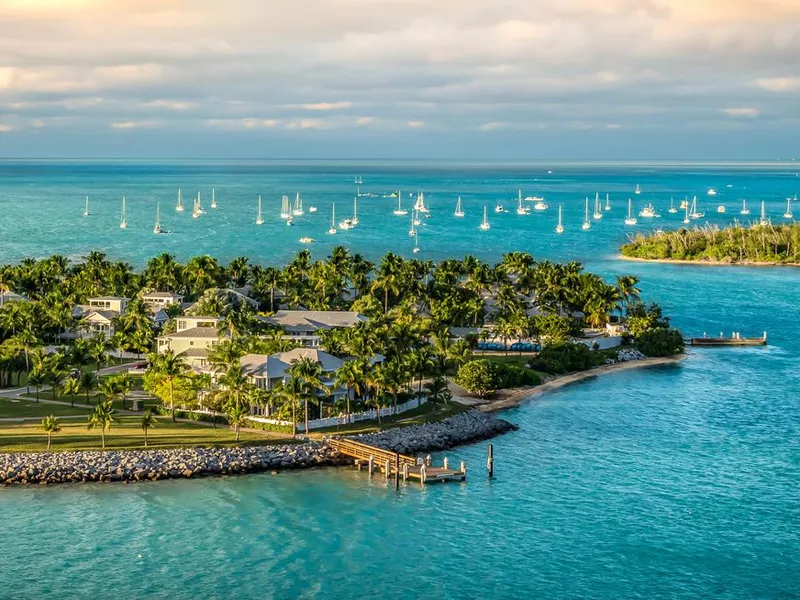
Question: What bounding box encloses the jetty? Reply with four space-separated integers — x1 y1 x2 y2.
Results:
688 332 767 347
327 438 466 484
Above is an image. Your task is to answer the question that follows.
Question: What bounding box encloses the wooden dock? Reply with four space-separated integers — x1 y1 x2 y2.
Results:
327 438 466 484
688 331 767 347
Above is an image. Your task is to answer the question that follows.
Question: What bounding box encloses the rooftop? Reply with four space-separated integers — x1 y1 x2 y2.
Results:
142 291 184 299
266 310 366 330
162 326 220 339
276 347 344 372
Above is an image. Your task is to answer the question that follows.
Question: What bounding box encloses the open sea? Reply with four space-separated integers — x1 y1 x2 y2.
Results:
1 160 799 599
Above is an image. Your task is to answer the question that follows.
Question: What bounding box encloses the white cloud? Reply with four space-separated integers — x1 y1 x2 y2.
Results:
298 102 354 111
0 124 13 132
755 77 800 92
479 122 508 131
110 120 158 130
407 121 425 129
356 116 374 125
721 107 760 118
145 99 195 110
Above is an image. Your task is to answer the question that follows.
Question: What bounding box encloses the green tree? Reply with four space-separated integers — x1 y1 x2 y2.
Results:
140 409 158 447
40 414 61 450
78 371 96 404
424 376 452 413
61 376 82 407
87 400 118 449
147 350 189 421
226 404 250 442
454 360 496 398
27 367 46 401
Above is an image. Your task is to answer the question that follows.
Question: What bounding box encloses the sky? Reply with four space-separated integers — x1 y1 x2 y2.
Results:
0 0 798 160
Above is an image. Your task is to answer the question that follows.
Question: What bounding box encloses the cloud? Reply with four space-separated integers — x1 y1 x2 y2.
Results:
755 76 800 92
479 122 508 131
110 120 158 130
0 124 14 132
297 102 354 111
407 121 425 129
721 107 760 118
355 116 374 125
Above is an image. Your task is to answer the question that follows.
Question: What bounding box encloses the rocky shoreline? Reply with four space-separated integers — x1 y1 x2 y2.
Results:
0 410 515 485
348 410 517 455
0 444 349 486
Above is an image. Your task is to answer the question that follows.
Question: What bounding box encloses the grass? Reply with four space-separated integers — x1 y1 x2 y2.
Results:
0 397 92 419
313 401 470 437
0 416 291 453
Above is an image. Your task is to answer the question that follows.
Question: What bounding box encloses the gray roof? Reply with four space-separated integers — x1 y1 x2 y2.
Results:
163 327 220 339
89 296 128 302
266 310 366 331
178 348 209 358
86 310 118 322
276 348 344 372
241 354 290 379
142 291 183 299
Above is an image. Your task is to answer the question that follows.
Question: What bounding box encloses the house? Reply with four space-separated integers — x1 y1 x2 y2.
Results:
241 348 346 417
142 291 184 311
82 310 117 337
87 296 129 313
157 316 223 367
264 310 367 347
68 296 130 339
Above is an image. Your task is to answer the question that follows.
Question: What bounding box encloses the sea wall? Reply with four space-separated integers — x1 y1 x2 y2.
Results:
0 444 348 485
348 410 517 455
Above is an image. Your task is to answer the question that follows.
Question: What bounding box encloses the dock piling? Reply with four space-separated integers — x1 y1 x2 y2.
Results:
443 457 449 470
384 459 391 481
488 444 494 478
368 455 374 478
395 453 400 490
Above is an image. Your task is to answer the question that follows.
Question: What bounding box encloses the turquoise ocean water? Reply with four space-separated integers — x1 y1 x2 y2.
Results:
1 161 799 599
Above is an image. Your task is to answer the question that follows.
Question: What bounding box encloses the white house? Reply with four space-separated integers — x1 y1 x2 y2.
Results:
157 316 223 367
264 310 367 347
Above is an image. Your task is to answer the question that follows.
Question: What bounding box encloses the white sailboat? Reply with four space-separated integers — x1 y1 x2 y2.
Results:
555 205 564 234
83 196 90 217
592 193 603 220
153 201 163 234
309 205 317 213
176 188 184 212
196 192 206 214
740 199 750 215
328 203 337 235
408 212 416 237
680 198 689 210
582 197 591 231
120 196 127 229
414 192 429 214
783 196 794 219
639 203 659 218
634 183 641 195
210 188 218 209
192 195 201 219
479 206 490 231
352 196 359 226
494 200 505 213
256 195 264 225
412 229 420 254
393 191 408 216
717 205 726 214
707 188 717 196
354 175 362 185
516 190 530 215
454 196 465 218
624 198 638 225
413 208 421 227
292 193 304 216
760 201 769 226
668 197 678 214
689 196 704 219
604 193 611 211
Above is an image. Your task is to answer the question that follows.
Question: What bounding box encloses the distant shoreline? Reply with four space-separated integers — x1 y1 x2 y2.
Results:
463 355 687 413
618 255 800 268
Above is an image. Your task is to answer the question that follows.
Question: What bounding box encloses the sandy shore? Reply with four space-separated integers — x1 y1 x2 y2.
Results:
618 255 800 268
460 354 687 413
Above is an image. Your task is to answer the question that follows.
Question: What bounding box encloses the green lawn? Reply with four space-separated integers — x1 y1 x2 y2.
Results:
0 397 92 419
313 401 470 437
0 416 291 453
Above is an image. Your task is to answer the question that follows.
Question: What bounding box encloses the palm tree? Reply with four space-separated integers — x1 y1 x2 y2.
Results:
616 275 641 318
226 404 250 442
148 350 189 421
78 371 96 404
61 376 81 407
12 329 39 392
365 362 387 426
98 377 121 406
116 374 132 410
214 366 253 411
425 376 452 414
87 400 118 450
334 360 365 424
288 357 327 434
140 409 157 447
69 338 94 372
273 378 306 439
27 367 46 401
90 333 112 378
40 415 61 450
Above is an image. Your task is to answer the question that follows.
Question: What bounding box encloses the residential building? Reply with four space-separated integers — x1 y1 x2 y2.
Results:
264 310 367 347
157 316 223 368
142 291 184 311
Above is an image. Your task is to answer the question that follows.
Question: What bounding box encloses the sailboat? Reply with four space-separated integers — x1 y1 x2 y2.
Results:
153 202 163 234
408 212 416 237
533 196 548 210
740 199 750 215
717 204 726 214
494 201 505 214
668 197 678 214
196 192 206 214
634 184 641 195
176 188 184 212
414 192 429 214
412 229 420 254
479 206 490 231
354 175 362 185
454 196 465 218
210 188 218 209
339 197 357 229
280 195 290 220
292 193 304 216
83 196 90 217
393 191 408 216
639 203 659 218
120 196 127 229
689 196 704 219
192 195 201 219
413 209 421 227
255 195 264 225
604 193 611 211
592 193 603 220
555 205 564 234
328 203 337 235
624 198 637 225
783 195 795 219
760 201 769 226
582 197 591 230
516 190 530 215
680 198 689 210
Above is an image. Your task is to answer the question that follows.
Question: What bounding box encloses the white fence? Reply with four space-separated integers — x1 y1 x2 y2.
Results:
248 395 428 432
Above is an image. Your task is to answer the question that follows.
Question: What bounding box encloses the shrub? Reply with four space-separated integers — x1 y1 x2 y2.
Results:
635 328 685 357
455 360 542 397
527 342 600 374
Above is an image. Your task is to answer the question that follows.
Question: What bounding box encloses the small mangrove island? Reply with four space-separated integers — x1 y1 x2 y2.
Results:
0 248 682 483
621 222 800 265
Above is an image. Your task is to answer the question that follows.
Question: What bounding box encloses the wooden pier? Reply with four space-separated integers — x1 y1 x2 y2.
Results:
327 438 466 484
688 331 767 347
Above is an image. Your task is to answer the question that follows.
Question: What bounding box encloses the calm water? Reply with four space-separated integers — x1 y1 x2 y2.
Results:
1 161 799 599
